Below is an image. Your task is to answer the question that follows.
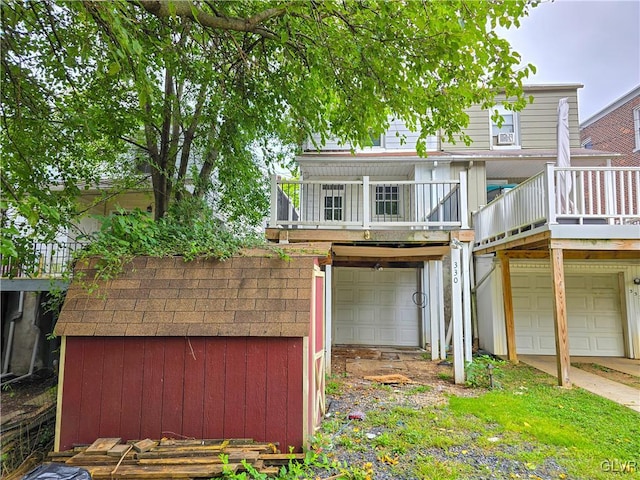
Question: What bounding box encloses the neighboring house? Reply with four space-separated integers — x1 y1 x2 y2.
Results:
0 183 154 382
267 84 640 386
580 85 640 168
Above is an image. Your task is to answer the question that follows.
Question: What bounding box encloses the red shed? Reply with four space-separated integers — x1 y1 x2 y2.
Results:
53 243 329 452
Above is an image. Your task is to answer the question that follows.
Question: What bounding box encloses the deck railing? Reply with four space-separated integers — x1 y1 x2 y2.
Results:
269 173 468 230
1 241 85 279
474 164 640 248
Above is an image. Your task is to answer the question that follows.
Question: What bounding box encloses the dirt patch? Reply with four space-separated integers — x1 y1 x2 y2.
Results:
572 362 640 389
329 346 476 409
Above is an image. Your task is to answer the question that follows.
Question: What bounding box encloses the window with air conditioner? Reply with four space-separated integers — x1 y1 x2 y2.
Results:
490 107 519 149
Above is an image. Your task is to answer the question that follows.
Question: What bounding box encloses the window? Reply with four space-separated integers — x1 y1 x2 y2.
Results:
367 128 383 147
490 107 519 148
324 196 342 221
634 106 640 151
581 137 593 149
375 186 399 216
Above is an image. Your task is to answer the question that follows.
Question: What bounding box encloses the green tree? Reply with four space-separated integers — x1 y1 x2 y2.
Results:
1 0 537 261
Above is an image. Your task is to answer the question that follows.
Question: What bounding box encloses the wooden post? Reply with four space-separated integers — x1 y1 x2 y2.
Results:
499 252 518 363
362 176 370 229
451 244 465 384
550 248 571 387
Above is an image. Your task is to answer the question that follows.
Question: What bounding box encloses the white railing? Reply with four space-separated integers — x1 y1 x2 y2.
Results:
269 173 468 230
474 164 640 248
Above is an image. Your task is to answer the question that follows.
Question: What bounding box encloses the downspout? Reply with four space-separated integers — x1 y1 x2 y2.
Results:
2 291 24 376
2 293 43 386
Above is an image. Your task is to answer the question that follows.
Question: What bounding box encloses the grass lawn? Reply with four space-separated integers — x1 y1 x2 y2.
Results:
320 361 640 479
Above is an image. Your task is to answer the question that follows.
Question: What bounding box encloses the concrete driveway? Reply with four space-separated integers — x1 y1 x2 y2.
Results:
520 355 640 413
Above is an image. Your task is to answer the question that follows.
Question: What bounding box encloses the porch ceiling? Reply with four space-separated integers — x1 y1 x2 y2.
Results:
299 161 417 178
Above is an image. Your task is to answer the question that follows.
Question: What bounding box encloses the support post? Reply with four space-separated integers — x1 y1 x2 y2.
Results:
451 243 465 384
462 242 473 363
324 265 332 373
550 248 571 387
499 252 518 363
269 174 278 227
428 260 440 360
362 176 370 229
437 260 446 360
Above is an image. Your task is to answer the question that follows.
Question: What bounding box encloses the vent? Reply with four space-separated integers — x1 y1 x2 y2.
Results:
497 133 515 145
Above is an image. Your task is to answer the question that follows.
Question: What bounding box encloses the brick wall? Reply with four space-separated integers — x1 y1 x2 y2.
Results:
55 243 330 338
581 94 640 167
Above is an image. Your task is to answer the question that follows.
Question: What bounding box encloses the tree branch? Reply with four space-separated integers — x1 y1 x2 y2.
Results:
137 1 286 39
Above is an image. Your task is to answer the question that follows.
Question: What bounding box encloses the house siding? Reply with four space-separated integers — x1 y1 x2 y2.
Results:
441 105 489 151
441 87 582 151
519 90 581 149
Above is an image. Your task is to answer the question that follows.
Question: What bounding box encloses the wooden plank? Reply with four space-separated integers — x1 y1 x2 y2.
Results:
120 339 145 442
87 463 239 479
137 457 225 465
550 238 640 251
99 338 125 437
160 338 186 438
499 253 518 364
84 437 122 455
266 339 289 451
245 338 268 443
331 245 450 258
203 339 226 438
266 228 450 244
57 337 83 452
224 338 248 439
108 444 133 457
132 438 158 453
182 337 206 440
78 339 105 443
140 338 165 439
550 248 571 387
258 453 305 463
286 339 304 452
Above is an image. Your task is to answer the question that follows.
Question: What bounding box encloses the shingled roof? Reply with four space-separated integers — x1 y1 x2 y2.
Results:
55 243 331 338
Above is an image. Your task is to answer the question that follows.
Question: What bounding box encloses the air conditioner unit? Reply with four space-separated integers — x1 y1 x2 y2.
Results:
497 132 515 145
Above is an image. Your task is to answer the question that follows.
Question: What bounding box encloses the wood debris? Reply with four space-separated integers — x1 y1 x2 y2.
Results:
48 437 304 479
364 373 415 384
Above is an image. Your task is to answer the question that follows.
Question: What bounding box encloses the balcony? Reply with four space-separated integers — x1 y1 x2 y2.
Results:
473 164 640 252
268 173 468 232
1 241 84 291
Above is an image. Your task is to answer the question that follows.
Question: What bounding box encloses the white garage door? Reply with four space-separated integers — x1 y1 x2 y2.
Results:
333 267 420 346
513 271 624 356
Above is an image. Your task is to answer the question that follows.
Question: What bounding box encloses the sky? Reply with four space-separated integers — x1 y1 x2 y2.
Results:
499 0 640 123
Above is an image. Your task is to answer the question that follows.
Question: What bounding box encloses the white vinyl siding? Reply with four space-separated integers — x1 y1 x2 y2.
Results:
518 91 581 149
440 105 490 151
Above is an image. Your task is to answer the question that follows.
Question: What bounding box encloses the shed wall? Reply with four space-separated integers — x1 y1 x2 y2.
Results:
58 336 304 451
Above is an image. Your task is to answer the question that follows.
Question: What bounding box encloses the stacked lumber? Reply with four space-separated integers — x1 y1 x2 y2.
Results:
48 437 305 479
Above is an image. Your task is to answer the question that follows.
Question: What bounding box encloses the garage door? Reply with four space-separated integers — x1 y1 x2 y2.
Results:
333 267 420 346
513 271 624 356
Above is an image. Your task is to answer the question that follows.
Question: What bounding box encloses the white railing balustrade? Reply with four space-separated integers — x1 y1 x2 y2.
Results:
269 173 468 230
474 164 640 248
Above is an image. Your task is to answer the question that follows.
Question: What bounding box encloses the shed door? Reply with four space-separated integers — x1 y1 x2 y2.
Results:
333 268 420 346
513 271 624 356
